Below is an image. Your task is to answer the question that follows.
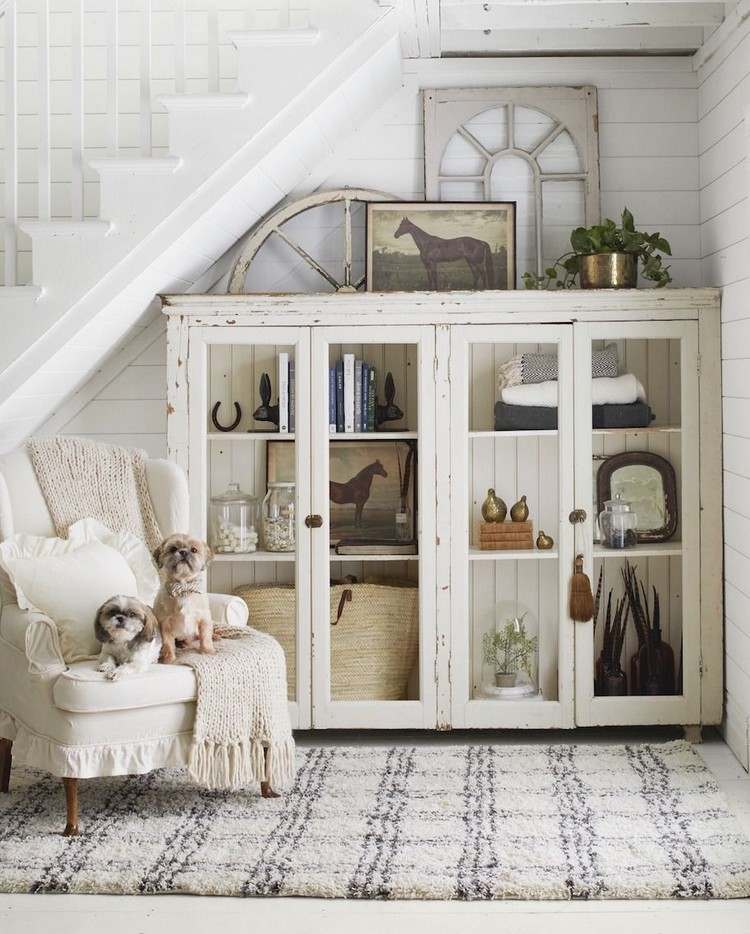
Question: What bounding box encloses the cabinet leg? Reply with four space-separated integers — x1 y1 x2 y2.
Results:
0 738 11 793
63 777 80 836
683 725 703 744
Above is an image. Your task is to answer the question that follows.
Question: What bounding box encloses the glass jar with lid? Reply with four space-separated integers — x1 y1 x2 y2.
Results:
262 481 296 552
599 493 638 549
209 482 260 554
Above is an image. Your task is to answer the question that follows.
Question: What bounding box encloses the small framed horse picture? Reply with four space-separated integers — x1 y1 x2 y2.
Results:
267 439 417 546
366 201 516 292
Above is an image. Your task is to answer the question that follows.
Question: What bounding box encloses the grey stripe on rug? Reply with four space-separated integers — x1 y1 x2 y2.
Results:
2 741 750 899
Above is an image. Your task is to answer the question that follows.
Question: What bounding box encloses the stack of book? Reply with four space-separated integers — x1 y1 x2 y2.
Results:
479 521 534 551
329 353 377 434
277 352 295 434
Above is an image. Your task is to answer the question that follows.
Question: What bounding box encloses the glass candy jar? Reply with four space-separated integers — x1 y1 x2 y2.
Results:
262 482 296 552
599 494 638 549
209 483 259 554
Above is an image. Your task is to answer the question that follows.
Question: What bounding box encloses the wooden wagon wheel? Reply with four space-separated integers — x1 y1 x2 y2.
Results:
227 188 398 294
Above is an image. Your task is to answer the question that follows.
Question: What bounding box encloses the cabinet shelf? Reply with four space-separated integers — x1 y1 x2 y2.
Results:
330 552 419 562
208 432 294 442
214 551 295 562
469 547 559 561
469 429 557 439
592 425 680 436
593 541 682 559
328 431 417 440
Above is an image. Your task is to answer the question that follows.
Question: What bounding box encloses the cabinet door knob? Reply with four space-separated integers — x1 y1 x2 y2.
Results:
569 509 587 524
305 514 323 528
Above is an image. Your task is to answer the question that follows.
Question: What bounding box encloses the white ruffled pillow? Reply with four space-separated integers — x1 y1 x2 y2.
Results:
0 519 159 664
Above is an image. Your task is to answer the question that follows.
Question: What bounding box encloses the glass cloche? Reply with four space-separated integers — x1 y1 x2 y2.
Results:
209 483 259 554
262 481 296 552
599 493 638 549
480 600 539 700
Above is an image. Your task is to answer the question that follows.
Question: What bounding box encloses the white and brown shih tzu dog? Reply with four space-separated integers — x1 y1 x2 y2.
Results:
95 596 161 680
153 533 214 664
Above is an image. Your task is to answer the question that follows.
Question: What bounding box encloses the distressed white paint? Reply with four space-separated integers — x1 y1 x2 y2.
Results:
163 290 721 731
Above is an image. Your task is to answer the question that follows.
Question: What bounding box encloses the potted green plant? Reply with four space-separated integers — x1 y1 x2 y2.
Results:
482 613 537 688
523 208 672 290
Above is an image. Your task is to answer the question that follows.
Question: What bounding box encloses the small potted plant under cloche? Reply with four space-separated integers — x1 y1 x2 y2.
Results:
523 208 672 290
482 613 537 689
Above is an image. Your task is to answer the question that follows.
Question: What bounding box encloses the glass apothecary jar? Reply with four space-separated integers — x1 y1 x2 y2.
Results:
262 481 296 552
599 494 638 549
209 483 259 554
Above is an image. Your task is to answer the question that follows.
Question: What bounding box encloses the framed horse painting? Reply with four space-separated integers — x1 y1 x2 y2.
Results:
267 439 417 547
366 201 516 292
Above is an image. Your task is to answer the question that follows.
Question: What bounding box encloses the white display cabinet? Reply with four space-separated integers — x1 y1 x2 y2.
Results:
164 288 722 734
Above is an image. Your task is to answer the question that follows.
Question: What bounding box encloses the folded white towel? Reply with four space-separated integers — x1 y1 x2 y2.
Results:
501 373 646 408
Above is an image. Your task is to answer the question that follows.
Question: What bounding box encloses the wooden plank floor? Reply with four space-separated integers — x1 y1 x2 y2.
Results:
2 729 749 934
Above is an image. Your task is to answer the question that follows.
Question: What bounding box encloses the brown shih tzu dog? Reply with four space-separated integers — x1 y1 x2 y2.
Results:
153 533 214 664
95 595 161 680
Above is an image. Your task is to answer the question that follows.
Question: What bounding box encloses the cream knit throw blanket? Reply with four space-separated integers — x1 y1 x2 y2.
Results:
26 437 162 551
179 630 296 792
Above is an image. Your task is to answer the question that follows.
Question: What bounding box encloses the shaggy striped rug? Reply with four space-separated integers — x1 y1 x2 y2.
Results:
2 740 750 899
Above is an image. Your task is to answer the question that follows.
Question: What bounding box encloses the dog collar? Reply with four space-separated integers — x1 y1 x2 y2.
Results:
167 579 203 598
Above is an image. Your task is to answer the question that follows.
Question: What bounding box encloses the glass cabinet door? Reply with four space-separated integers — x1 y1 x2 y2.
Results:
187 326 311 728
310 325 436 728
573 320 700 726
450 324 575 729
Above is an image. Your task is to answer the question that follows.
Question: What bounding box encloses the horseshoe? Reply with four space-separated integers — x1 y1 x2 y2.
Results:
211 401 242 433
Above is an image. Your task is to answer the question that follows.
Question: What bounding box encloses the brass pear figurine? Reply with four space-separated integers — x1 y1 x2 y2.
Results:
510 495 529 522
481 488 507 523
536 530 554 550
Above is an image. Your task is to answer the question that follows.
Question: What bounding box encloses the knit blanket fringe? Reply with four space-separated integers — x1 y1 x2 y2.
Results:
188 736 297 792
179 628 296 793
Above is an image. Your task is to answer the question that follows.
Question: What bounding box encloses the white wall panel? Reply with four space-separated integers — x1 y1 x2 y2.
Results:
698 19 750 767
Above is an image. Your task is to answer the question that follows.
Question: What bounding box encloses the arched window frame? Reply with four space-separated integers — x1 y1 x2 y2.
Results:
424 86 601 277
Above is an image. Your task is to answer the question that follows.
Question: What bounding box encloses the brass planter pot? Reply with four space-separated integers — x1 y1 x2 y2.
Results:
580 253 637 289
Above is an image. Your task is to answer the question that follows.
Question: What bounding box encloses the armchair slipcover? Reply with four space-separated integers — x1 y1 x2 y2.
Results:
0 445 249 781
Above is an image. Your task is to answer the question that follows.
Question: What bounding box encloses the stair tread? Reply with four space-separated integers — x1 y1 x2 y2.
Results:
88 156 182 175
0 285 43 302
158 93 251 111
229 27 319 47
19 220 113 238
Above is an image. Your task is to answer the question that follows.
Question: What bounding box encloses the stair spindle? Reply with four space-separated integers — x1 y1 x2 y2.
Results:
4 0 18 286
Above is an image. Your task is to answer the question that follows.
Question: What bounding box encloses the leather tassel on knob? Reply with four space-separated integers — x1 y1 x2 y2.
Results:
569 553 594 622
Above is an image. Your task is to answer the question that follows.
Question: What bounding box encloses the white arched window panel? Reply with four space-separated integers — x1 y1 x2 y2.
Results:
489 155 536 278
424 87 600 277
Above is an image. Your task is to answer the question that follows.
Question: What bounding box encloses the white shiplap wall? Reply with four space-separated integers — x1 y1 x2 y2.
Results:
49 55 702 454
697 23 750 766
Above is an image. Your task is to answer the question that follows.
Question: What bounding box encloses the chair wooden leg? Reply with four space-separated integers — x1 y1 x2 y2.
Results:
62 777 80 836
261 746 280 798
0 739 11 793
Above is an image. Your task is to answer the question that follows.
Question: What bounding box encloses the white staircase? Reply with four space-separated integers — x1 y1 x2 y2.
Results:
0 0 402 451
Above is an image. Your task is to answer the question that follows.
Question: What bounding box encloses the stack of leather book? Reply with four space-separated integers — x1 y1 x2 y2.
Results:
479 521 534 550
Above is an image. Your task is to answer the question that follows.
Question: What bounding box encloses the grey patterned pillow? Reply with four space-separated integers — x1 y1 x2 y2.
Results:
497 344 618 392
521 344 618 384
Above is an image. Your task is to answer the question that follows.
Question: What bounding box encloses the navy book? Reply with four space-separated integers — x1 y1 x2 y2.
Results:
335 360 344 433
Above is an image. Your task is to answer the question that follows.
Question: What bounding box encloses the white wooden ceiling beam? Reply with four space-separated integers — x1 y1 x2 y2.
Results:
386 0 441 57
442 24 705 51
442 0 730 5
442 2 725 30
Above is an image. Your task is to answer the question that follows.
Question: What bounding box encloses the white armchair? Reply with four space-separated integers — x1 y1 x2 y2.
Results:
0 445 250 835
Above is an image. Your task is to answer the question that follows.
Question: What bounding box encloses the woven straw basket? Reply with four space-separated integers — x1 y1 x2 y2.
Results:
234 582 419 701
